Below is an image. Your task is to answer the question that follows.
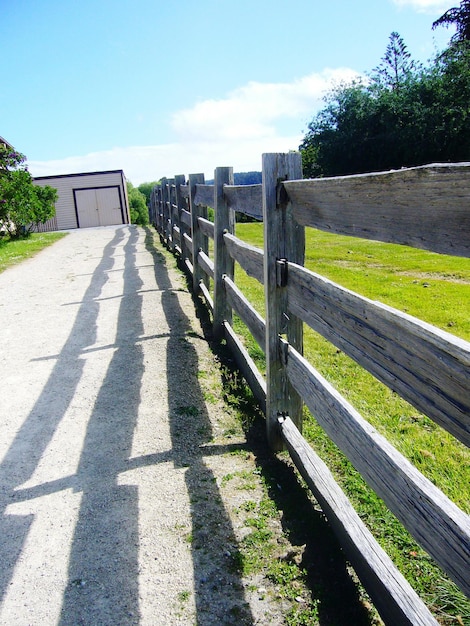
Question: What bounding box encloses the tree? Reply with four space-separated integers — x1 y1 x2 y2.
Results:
0 145 26 225
32 184 59 226
127 182 149 226
0 146 57 238
299 80 389 176
300 35 421 177
299 30 470 178
423 41 470 161
1 171 57 238
371 32 417 91
0 145 26 174
137 181 159 207
433 1 470 44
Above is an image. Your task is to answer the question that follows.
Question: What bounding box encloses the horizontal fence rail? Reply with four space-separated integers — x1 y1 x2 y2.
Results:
287 262 470 446
149 154 470 625
284 163 470 257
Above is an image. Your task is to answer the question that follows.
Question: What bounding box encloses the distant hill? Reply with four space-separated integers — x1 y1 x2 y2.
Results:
234 171 262 185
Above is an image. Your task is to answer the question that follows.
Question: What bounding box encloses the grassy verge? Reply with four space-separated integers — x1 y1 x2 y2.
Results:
169 236 382 625
231 222 470 625
0 232 67 273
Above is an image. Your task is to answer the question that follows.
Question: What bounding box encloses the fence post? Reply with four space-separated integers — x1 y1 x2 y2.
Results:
158 184 161 233
174 174 186 259
263 152 305 451
168 178 176 251
149 187 155 226
213 166 235 340
188 173 207 294
154 184 159 228
155 182 163 236
159 178 168 244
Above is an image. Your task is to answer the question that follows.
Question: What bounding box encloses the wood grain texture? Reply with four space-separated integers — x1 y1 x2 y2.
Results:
199 281 214 312
284 163 470 257
153 185 161 231
224 184 263 219
223 275 266 350
213 167 235 340
285 344 470 596
263 153 305 449
168 180 177 252
182 233 193 261
160 178 170 244
194 183 215 208
197 249 214 280
197 216 215 240
175 175 188 264
223 321 266 413
223 233 264 284
280 416 438 626
287 262 470 446
180 209 192 228
180 184 189 199
189 173 206 293
184 258 193 277
172 225 181 245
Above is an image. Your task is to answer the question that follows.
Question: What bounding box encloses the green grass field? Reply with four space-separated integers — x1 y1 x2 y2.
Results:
233 222 470 624
0 232 66 274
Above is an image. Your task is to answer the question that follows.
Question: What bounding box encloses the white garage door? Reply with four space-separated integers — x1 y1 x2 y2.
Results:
75 187 123 228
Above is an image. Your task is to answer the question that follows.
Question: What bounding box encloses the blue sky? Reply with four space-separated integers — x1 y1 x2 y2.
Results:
1 0 455 184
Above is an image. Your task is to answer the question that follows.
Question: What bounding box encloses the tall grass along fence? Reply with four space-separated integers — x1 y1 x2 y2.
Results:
149 153 469 625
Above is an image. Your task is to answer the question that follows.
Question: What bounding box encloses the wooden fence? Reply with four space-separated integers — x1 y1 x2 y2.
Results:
30 215 58 233
149 153 470 625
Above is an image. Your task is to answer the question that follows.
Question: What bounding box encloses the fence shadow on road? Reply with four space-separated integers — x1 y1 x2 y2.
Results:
144 228 255 625
58 226 143 624
0 225 253 625
0 227 137 622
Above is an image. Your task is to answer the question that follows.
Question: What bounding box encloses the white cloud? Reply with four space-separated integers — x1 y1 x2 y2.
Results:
171 68 361 143
29 67 363 185
29 139 295 186
392 0 450 13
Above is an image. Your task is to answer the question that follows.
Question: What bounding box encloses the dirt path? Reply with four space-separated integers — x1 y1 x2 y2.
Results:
0 225 293 625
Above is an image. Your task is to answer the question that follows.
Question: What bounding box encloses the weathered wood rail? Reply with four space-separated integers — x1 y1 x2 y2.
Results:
149 153 470 625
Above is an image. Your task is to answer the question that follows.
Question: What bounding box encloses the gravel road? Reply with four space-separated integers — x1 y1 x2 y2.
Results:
0 225 293 625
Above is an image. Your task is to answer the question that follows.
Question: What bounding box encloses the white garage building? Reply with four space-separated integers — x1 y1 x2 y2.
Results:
33 170 130 231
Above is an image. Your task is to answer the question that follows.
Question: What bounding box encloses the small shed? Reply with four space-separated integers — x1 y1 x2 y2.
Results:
33 170 130 231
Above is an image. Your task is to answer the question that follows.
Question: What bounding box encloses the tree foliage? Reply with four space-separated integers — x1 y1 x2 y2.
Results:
433 0 470 44
0 146 26 173
137 181 159 207
0 146 57 238
127 182 149 226
371 31 418 90
300 31 470 178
